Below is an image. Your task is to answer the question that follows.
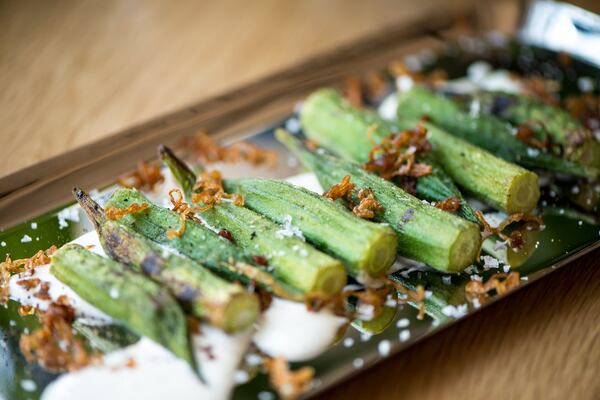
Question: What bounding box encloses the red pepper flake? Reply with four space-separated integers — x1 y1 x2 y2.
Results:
435 196 461 213
218 229 235 243
105 203 149 220
17 278 41 290
252 255 269 266
117 161 164 191
20 298 101 372
182 130 277 167
199 346 216 361
264 356 314 400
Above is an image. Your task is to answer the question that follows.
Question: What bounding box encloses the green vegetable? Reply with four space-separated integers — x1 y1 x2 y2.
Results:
223 178 398 278
276 129 481 273
395 120 541 214
105 188 303 301
50 244 196 370
159 146 347 295
74 188 260 333
300 88 478 222
396 86 599 178
473 92 600 168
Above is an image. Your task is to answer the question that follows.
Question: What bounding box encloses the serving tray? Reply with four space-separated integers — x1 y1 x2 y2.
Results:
1 2 600 399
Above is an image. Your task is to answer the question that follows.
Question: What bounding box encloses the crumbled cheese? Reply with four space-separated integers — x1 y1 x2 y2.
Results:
20 234 32 243
471 298 481 309
275 215 304 241
470 274 483 282
441 304 468 318
343 337 354 348
503 264 511 273
109 287 120 299
396 75 414 92
233 370 249 384
356 303 376 321
464 265 479 275
284 117 301 133
399 329 411 342
360 333 372 342
20 379 37 392
57 206 81 229
245 353 262 366
258 391 275 400
469 99 481 117
30 222 38 230
521 276 529 281
577 76 595 92
396 318 410 328
526 148 540 157
480 255 500 269
1 241 6 247
377 340 391 357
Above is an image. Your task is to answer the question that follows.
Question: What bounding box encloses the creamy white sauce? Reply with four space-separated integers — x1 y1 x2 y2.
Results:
253 298 346 362
43 327 252 400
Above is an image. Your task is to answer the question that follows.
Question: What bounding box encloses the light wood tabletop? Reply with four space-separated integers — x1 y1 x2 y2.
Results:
1 1 599 399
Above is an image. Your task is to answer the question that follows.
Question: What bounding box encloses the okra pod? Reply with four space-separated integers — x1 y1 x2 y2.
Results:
74 188 260 333
300 88 478 222
159 146 347 295
276 129 481 273
105 188 303 301
473 92 600 169
396 86 600 178
395 120 541 214
223 178 398 278
50 244 196 369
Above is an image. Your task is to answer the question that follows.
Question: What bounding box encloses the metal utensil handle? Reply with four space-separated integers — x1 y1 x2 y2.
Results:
520 0 600 67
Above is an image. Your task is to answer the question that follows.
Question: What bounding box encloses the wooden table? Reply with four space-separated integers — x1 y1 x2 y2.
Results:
1 1 599 399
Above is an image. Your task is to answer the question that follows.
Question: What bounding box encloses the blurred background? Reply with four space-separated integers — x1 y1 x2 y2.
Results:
1 0 598 178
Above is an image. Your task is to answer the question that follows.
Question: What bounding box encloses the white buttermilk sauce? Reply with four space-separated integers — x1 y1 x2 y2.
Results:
253 298 347 362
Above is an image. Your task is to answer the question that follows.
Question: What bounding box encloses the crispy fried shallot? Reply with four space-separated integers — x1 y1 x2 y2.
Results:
117 161 164 191
565 93 600 131
105 203 149 220
166 189 204 239
1 246 57 305
352 188 384 219
323 175 355 201
20 297 100 372
388 61 447 86
264 356 314 400
514 123 563 154
476 211 543 251
364 125 432 180
434 196 462 213
465 272 520 304
182 130 277 166
191 170 244 208
323 176 384 219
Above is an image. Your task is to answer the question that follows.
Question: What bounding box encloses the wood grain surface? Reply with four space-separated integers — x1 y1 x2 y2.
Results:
1 1 599 400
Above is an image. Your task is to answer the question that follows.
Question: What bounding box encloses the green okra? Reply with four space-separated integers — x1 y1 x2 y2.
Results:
74 188 260 333
223 178 398 278
50 244 196 370
276 129 482 273
159 146 348 295
395 120 541 214
300 88 478 222
396 86 600 178
105 188 303 301
473 91 600 169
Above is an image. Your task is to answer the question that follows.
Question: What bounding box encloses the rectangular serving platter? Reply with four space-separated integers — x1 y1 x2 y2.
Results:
1 3 600 399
